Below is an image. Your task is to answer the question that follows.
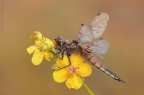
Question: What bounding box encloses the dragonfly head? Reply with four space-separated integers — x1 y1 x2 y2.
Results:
54 36 65 48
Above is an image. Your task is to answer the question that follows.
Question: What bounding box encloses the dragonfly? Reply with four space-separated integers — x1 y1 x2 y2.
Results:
53 12 125 83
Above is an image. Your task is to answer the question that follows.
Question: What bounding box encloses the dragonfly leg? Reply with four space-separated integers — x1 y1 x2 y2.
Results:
50 46 66 59
53 52 71 71
67 53 72 65
55 48 63 55
58 49 65 60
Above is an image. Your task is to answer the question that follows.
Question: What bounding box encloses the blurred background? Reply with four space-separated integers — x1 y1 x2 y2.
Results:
0 0 144 95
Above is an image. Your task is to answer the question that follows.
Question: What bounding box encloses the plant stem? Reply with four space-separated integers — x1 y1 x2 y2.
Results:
83 83 95 95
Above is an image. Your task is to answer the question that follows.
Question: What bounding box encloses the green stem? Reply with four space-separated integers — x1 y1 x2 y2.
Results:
83 82 95 95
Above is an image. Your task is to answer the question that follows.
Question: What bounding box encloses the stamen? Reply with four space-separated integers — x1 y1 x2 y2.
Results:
68 65 77 74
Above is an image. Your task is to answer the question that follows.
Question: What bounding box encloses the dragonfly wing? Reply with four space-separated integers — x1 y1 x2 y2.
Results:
76 24 93 45
89 38 109 58
90 12 109 39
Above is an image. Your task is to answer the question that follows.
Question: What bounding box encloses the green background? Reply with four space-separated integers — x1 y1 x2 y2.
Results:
0 0 144 95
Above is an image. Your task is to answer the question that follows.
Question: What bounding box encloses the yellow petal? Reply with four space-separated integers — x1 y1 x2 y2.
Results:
27 46 37 54
30 31 43 41
44 52 55 61
44 52 51 61
35 40 43 46
34 31 43 39
56 55 70 68
32 49 44 65
70 54 84 67
45 38 54 48
77 63 92 77
66 75 82 90
52 64 59 70
53 68 68 83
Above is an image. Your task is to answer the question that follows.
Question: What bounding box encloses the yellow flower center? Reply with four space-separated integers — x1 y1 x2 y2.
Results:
68 65 78 75
36 42 48 51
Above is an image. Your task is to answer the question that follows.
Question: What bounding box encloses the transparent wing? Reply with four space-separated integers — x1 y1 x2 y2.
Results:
90 12 109 39
88 38 109 58
76 24 93 45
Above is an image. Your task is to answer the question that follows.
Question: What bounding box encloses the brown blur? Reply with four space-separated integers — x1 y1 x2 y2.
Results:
0 0 144 95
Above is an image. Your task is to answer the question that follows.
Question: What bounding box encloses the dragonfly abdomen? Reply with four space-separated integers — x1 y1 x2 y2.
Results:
82 52 102 68
82 52 125 83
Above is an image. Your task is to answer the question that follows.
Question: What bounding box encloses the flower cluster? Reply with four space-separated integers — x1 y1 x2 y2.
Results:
27 31 94 94
27 31 55 65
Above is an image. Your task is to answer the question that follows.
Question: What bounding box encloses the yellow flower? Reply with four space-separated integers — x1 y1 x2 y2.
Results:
30 31 43 42
27 32 55 65
53 54 92 90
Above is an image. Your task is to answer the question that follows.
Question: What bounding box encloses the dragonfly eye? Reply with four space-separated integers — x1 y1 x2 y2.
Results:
54 36 64 47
